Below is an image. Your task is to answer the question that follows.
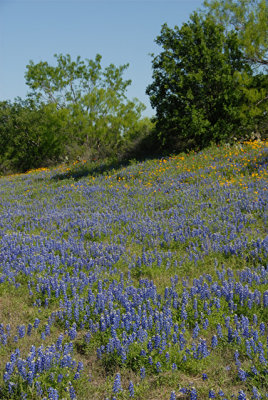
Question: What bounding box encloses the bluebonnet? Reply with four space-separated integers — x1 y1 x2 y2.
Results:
179 387 188 395
8 381 15 394
197 339 209 359
27 323 32 336
263 290 268 307
6 324 11 336
69 384 76 400
56 334 64 350
156 361 161 372
181 307 187 320
68 325 77 340
228 326 234 343
45 324 50 337
245 340 252 358
234 350 240 367
251 366 258 375
84 332 91 343
170 391 176 400
238 368 247 381
252 387 261 399
1 333 8 345
77 361 83 372
258 352 266 364
140 367 146 379
48 387 59 400
3 336 81 397
27 370 34 385
190 388 197 400
35 381 43 396
217 324 223 338
202 373 208 381
192 322 199 339
209 390 216 398
3 372 10 383
211 335 218 349
259 322 265 335
128 380 134 398
18 325 26 338
237 390 246 400
203 318 209 330
113 373 122 393
179 333 186 350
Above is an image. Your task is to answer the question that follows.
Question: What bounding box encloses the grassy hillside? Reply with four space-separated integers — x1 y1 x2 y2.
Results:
0 140 267 400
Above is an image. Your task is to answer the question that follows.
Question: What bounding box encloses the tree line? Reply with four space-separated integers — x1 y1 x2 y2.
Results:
0 0 267 174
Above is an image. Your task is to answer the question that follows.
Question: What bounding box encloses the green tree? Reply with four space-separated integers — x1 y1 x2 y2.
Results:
0 99 67 173
119 117 158 160
202 0 268 70
201 0 268 127
146 13 267 152
25 54 145 160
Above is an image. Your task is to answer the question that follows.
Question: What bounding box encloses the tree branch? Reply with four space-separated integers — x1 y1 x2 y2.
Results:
245 56 268 66
256 95 268 106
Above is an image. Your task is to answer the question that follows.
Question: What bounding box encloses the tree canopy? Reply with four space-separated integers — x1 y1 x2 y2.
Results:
202 0 268 70
25 54 145 160
0 99 67 173
1 2 267 175
146 12 267 152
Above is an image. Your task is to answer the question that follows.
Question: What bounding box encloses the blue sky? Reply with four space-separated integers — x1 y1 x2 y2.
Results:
0 0 204 116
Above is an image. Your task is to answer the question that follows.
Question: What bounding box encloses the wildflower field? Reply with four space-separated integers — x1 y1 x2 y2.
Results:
0 140 267 400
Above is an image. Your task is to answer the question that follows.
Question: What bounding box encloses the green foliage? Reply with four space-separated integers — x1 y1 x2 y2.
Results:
234 71 268 138
146 13 267 152
119 117 160 161
1 5 266 174
201 0 268 138
202 0 268 70
0 99 67 173
25 54 145 160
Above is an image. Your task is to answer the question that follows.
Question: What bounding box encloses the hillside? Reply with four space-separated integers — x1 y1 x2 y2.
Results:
0 140 267 400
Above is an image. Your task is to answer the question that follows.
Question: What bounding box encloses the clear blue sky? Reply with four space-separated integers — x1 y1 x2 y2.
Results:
0 0 204 117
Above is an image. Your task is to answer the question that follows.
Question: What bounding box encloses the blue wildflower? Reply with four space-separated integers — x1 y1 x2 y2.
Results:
170 391 176 400
238 368 247 381
208 389 216 398
190 387 197 400
237 390 246 400
113 373 122 393
128 381 134 398
156 361 161 372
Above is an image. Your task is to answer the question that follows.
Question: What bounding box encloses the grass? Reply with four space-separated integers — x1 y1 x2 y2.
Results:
0 140 267 400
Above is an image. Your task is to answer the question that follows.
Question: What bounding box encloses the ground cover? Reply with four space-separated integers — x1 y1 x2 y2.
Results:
0 140 267 400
